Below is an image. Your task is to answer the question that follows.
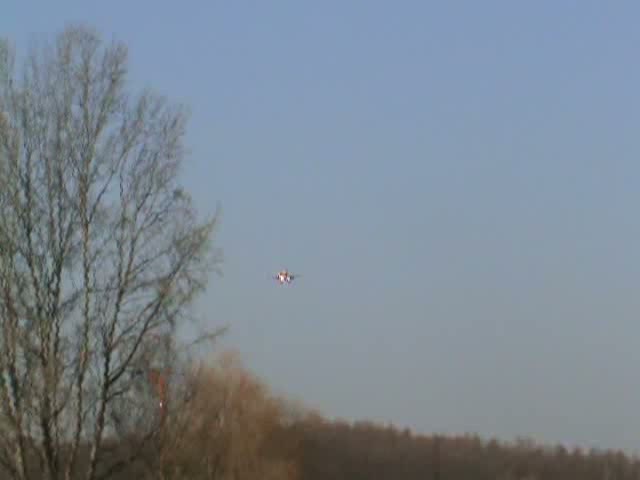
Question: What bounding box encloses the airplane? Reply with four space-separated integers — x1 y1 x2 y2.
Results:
273 269 299 285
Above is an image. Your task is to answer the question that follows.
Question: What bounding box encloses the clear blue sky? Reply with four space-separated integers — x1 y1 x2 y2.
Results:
4 0 640 453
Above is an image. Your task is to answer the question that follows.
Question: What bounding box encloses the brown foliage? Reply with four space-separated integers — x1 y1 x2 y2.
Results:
145 350 299 480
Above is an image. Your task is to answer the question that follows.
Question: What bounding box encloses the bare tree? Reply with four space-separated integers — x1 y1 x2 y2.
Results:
0 24 221 480
146 350 298 480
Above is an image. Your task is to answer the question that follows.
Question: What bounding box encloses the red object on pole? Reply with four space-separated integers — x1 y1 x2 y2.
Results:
142 333 174 421
148 368 169 420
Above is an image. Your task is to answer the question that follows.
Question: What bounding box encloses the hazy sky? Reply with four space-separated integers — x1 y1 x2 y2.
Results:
4 1 640 453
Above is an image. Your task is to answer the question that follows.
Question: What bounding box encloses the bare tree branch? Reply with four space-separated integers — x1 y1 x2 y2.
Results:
0 24 221 480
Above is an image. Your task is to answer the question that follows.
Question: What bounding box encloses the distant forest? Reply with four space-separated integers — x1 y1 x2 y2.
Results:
277 418 640 480
5 351 638 480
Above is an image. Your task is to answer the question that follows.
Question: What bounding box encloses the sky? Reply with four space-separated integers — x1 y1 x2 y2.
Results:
3 0 640 453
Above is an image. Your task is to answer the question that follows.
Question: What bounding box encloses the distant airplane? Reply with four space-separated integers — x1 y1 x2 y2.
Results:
272 269 300 285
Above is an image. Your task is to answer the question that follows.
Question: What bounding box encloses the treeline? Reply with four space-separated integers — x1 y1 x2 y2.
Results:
283 419 640 480
3 350 640 480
